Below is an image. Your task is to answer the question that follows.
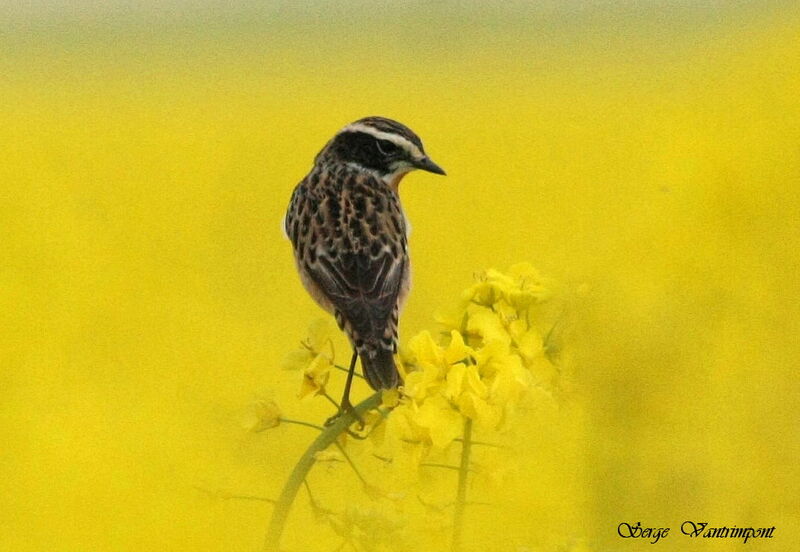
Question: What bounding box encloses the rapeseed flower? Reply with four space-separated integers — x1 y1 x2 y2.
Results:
389 264 559 442
282 318 335 398
244 398 282 432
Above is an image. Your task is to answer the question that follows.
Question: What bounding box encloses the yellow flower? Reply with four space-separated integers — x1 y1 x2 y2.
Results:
443 330 473 366
463 364 488 398
466 308 510 346
508 263 548 291
507 318 528 341
433 308 469 335
461 268 513 307
462 263 551 313
405 330 443 366
457 391 501 429
488 353 531 406
305 318 335 356
462 279 502 307
484 267 518 287
287 318 337 399
444 363 466 401
516 330 545 365
244 398 281 432
298 353 332 399
527 354 558 386
402 360 443 402
281 349 313 372
492 299 518 321
409 395 462 448
384 404 424 451
281 318 336 373
473 339 512 370
381 388 401 409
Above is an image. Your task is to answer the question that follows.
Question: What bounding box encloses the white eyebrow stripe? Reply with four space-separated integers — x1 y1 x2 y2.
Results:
339 123 424 159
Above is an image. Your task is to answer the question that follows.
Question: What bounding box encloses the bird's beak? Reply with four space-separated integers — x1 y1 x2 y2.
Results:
414 156 446 176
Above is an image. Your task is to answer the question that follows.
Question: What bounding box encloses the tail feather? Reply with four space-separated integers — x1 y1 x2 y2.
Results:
359 347 400 390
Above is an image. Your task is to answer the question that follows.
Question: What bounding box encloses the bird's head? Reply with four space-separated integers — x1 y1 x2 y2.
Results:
315 116 446 185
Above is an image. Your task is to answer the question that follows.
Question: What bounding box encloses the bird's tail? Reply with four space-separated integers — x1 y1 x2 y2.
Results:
358 346 400 390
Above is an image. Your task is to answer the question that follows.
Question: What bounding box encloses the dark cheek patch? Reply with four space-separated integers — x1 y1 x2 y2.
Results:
336 131 393 173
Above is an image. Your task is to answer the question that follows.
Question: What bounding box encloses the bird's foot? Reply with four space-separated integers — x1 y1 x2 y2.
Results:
324 399 365 432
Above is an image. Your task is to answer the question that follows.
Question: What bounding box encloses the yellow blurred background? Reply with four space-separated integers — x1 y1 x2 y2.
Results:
1 1 799 550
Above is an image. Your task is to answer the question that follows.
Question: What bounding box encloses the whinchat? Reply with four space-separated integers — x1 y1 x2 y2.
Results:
285 117 445 417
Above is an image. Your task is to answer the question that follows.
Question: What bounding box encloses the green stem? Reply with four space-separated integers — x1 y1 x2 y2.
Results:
264 392 382 552
193 486 277 503
420 463 461 471
280 419 325 432
454 437 501 448
334 364 365 379
333 441 368 485
452 417 473 552
321 392 342 411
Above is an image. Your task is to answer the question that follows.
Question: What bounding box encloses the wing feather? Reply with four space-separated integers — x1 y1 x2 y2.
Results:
290 172 406 343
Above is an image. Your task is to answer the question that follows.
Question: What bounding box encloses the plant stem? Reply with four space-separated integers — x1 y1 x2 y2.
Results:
420 463 462 471
193 486 277 503
334 364 365 379
454 437 501 448
321 392 341 410
452 417 473 552
264 392 382 552
333 441 368 486
280 419 325 431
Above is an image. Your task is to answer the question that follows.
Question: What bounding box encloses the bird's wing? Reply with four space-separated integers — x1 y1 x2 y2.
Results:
312 248 404 322
288 173 406 340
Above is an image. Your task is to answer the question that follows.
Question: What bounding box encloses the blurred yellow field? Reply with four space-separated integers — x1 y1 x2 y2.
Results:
1 2 799 551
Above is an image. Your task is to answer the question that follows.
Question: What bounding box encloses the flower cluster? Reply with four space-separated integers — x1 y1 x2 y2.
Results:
383 263 558 449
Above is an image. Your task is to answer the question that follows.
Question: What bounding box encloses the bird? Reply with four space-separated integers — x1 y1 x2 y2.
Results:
284 116 445 421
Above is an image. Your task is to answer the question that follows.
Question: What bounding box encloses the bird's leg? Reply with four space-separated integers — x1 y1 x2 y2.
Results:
341 350 359 409
325 351 365 429
340 351 365 429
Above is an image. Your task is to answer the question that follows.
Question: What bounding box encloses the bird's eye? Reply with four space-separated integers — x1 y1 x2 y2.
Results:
375 139 398 155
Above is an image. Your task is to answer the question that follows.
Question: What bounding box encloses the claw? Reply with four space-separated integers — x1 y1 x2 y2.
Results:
324 399 365 429
323 412 340 427
344 400 365 430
